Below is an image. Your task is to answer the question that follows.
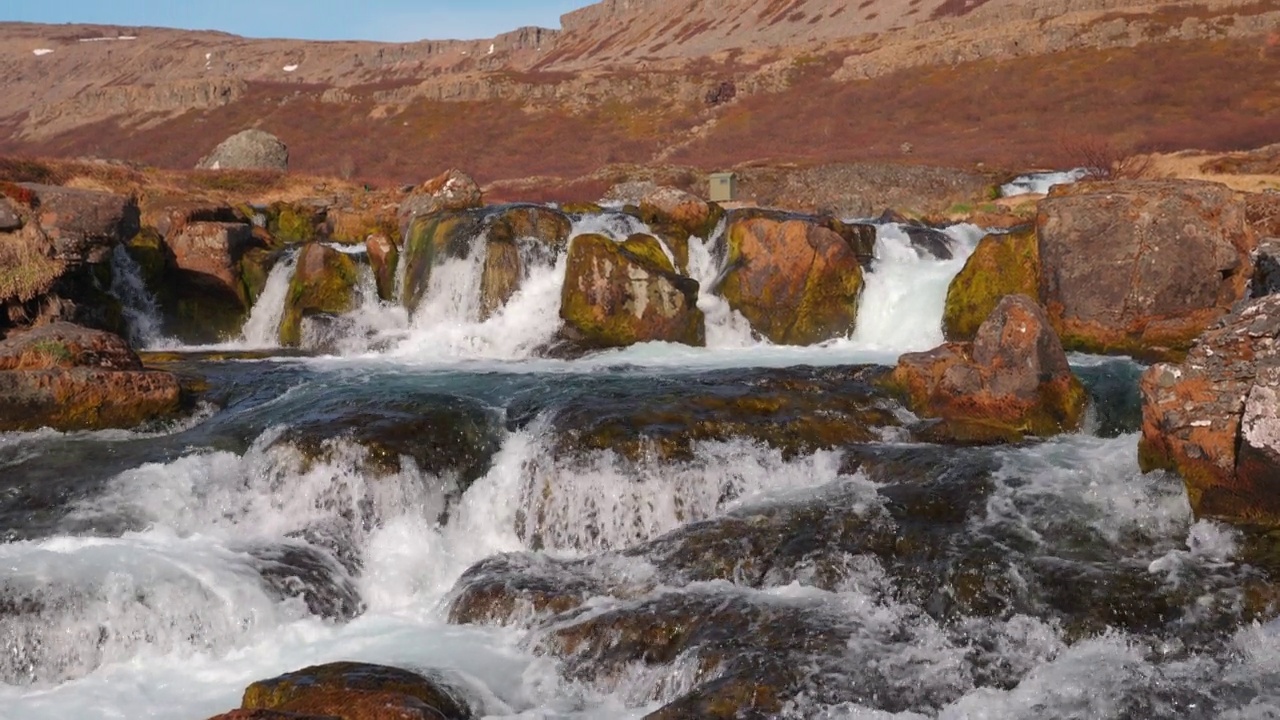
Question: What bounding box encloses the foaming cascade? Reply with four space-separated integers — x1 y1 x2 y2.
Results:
108 245 175 349
848 223 984 353
237 249 299 349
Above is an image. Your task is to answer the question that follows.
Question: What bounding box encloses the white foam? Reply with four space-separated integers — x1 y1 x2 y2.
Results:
1001 169 1088 197
236 249 298 349
108 245 177 350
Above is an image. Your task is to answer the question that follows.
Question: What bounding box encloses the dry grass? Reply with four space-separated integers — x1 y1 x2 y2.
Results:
1057 134 1155 180
0 233 65 303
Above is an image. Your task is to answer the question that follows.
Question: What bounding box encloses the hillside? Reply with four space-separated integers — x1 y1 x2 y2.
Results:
1 0 1278 186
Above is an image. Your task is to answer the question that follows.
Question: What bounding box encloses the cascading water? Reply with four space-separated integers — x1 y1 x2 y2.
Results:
236 250 298 349
108 245 175 349
15 206 1278 719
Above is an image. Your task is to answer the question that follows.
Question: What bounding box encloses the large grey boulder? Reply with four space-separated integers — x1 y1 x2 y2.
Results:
196 129 289 172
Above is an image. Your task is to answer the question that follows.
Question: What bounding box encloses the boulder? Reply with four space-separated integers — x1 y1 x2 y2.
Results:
166 221 258 342
1139 293 1280 525
22 183 140 265
943 225 1039 341
559 233 704 349
717 212 864 345
1038 180 1255 360
207 711 337 720
639 186 723 272
280 243 359 347
239 662 473 720
366 234 399 303
0 322 181 431
196 129 289 171
0 198 21 232
397 169 482 235
888 294 1087 442
1247 191 1280 238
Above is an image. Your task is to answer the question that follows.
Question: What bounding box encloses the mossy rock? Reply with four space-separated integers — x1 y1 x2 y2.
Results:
124 227 170 292
238 247 277 308
561 201 604 215
942 225 1039 341
402 211 484 313
620 233 675 273
268 202 325 244
279 243 359 347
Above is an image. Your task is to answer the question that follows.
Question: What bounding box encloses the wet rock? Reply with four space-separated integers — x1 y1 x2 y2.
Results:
166 221 259 342
943 225 1039 341
639 186 723 272
718 211 864 345
280 243 359 347
246 542 364 621
366 234 399 303
402 210 483 313
559 232 704 350
888 295 1087 442
549 365 901 461
241 662 474 720
1252 237 1280 298
207 710 338 720
1140 293 1280 524
0 322 181 431
1038 179 1256 360
900 223 954 260
196 129 289 171
448 553 604 626
397 169 482 235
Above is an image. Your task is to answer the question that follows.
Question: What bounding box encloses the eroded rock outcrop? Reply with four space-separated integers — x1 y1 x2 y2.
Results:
888 294 1087 442
0 322 181 431
1037 179 1255 360
1139 293 1280 525
165 220 260 342
717 211 866 345
559 232 704 349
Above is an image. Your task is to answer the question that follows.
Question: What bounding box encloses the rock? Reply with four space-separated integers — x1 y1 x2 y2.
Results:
1038 180 1255 360
166 221 258 343
328 205 398 245
20 184 140 265
639 187 723 272
1253 238 1280 298
269 201 327 244
240 662 473 720
366 234 399 303
279 243 359 347
1247 191 1280 238
558 232 704 349
0 198 22 232
717 212 864 345
0 322 181 431
1139 293 1280 525
943 225 1039 341
400 205 569 317
196 129 289 171
139 196 239 241
207 710 337 720
397 169 482 235
888 294 1087 442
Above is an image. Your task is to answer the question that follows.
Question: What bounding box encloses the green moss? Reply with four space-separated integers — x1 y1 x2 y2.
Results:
620 234 675 273
270 203 318 243
401 211 483 312
30 339 72 364
942 227 1040 341
278 244 359 347
238 248 276 307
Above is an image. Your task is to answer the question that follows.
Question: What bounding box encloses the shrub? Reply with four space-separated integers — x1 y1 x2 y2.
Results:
1057 134 1154 180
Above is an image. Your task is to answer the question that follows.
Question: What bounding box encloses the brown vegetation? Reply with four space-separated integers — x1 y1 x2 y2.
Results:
0 234 64 303
1056 134 1154 180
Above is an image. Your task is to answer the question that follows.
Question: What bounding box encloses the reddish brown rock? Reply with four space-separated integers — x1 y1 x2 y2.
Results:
639 186 722 272
398 169 482 233
240 662 473 720
207 710 337 720
21 183 140 265
1037 179 1256 361
559 232 704 349
366 234 399 303
168 221 255 297
139 196 240 241
0 322 181 431
1139 293 1280 525
889 294 1087 442
718 213 865 346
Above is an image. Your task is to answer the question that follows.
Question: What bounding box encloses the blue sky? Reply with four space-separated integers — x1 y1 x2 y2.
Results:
6 1 590 42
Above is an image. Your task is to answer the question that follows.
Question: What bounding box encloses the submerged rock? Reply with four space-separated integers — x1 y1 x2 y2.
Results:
888 294 1087 442
279 243 359 347
717 212 865 345
0 322 181 431
1140 293 1280 525
1038 179 1256 360
366 234 399 303
558 232 704 350
943 225 1038 341
238 662 474 720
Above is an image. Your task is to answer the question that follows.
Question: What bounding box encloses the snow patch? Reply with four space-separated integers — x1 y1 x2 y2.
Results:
283 64 299 73
32 48 54 56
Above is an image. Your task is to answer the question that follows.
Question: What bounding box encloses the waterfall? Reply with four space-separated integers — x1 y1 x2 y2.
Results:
108 245 174 349
237 250 299 349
